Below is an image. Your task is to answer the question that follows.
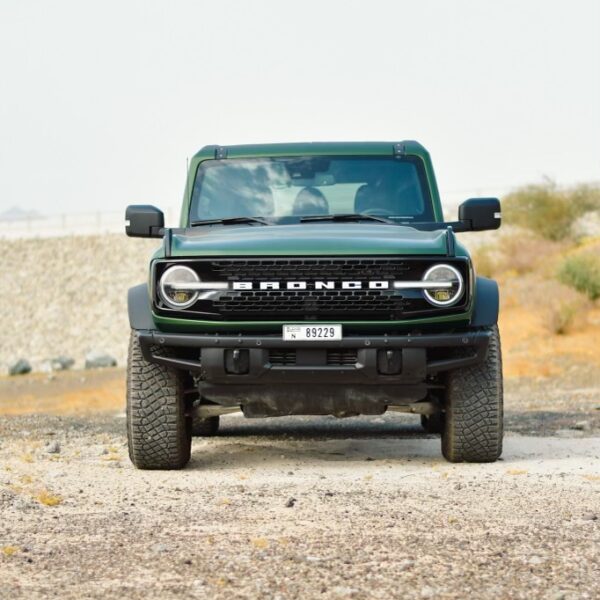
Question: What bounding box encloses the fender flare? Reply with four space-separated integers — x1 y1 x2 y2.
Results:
471 276 499 327
128 283 155 330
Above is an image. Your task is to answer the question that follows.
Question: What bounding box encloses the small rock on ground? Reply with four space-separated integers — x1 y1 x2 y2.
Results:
9 359 32 376
84 352 117 369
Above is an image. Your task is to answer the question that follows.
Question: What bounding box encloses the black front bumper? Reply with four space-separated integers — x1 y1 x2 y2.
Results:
138 329 490 382
137 329 490 414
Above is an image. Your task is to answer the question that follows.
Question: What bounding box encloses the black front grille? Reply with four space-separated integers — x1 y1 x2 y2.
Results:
327 350 358 365
154 256 470 321
215 290 411 315
210 258 415 281
268 349 358 366
269 350 296 366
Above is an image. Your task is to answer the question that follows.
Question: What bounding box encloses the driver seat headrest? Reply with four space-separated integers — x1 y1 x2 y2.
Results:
354 184 372 213
293 187 329 215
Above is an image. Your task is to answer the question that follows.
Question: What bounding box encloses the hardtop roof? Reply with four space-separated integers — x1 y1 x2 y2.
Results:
192 140 428 160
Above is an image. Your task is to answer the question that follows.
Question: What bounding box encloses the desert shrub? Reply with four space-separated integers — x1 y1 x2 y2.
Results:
500 234 563 276
558 253 600 300
543 284 590 335
503 182 600 241
548 300 582 335
471 246 497 278
471 232 563 278
506 276 590 334
568 184 600 212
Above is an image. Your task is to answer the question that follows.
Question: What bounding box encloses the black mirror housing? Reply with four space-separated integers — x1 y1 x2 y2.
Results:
458 198 501 231
125 205 165 238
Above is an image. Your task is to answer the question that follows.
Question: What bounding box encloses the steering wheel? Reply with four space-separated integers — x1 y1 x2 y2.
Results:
361 207 396 217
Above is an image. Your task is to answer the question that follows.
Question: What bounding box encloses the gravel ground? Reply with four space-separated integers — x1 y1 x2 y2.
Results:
1 394 600 599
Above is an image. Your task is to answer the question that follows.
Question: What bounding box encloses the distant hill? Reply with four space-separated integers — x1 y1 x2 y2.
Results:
0 206 43 221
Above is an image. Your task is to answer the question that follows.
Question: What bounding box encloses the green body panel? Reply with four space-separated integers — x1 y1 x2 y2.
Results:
180 141 444 226
152 310 473 334
150 234 470 261
169 224 450 257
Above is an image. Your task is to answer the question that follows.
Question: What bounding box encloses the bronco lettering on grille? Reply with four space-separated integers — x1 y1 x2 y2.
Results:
232 281 391 291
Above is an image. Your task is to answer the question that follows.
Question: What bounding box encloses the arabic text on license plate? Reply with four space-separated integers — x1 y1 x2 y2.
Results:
282 324 342 341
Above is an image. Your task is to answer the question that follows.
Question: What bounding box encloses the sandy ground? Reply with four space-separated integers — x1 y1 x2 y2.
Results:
1 369 600 599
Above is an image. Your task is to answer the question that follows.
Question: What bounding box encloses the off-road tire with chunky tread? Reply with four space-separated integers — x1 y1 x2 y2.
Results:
441 325 503 463
192 415 220 437
127 331 192 470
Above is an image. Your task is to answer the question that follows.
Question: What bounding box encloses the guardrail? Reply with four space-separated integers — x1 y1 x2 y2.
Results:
0 208 180 239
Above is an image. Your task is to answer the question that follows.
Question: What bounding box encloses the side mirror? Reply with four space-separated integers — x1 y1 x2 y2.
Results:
125 205 165 238
458 198 501 231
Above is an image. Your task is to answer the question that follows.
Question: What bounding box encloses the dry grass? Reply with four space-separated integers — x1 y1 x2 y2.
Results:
502 181 600 241
506 469 528 476
531 280 591 335
559 249 600 301
36 490 62 507
472 232 564 279
102 453 121 462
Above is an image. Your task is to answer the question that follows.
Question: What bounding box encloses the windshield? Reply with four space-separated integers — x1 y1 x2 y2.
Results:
189 156 433 223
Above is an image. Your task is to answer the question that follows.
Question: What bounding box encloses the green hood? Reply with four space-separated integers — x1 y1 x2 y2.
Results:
169 223 450 257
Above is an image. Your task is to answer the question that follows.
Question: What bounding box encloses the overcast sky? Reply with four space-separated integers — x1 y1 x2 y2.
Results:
0 0 598 217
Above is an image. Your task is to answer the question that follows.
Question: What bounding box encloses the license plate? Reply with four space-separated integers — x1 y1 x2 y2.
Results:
282 324 343 341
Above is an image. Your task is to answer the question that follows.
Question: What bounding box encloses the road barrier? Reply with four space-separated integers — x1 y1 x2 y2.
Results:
0 207 179 239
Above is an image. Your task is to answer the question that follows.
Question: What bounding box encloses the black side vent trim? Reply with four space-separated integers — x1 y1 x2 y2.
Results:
326 349 358 366
269 350 296 366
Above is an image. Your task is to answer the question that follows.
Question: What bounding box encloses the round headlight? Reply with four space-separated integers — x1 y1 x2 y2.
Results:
159 265 200 309
422 264 464 307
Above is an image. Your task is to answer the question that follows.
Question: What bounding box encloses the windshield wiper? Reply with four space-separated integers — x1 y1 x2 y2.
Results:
190 216 271 227
300 213 393 224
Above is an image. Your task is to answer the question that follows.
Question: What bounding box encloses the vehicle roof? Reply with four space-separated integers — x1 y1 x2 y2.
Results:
192 140 428 160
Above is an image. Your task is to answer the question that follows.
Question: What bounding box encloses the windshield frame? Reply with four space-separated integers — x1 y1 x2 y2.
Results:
187 155 436 226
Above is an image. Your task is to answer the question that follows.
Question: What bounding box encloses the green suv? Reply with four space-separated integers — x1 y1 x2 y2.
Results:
125 141 502 469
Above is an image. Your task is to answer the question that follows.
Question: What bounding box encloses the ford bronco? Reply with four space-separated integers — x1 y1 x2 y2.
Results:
125 141 502 469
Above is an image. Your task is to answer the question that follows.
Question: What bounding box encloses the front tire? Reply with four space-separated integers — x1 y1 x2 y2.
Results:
441 325 503 463
127 331 192 470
